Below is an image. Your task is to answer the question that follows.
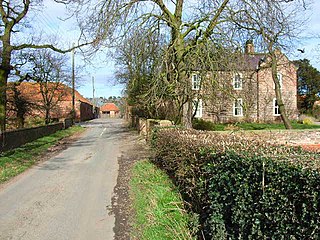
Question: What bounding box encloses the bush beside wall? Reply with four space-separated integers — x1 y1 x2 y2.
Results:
152 128 320 239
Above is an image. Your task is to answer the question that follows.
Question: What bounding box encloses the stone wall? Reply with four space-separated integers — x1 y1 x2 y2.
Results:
265 130 320 146
131 117 173 140
0 122 64 152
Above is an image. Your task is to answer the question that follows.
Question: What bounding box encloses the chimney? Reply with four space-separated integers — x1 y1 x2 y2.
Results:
245 40 254 54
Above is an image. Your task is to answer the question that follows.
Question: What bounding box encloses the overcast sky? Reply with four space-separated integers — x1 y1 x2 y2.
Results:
39 0 320 99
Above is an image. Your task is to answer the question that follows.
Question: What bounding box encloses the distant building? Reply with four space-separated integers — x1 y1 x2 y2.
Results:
7 82 98 123
100 103 120 118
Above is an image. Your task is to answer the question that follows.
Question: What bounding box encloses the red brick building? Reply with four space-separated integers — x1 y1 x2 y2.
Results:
100 103 120 118
192 43 298 123
7 82 96 123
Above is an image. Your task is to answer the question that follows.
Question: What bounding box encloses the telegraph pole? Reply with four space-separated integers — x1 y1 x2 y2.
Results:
92 76 95 106
92 76 96 116
72 43 75 123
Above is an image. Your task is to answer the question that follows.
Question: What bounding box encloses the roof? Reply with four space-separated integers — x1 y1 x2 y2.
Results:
100 103 120 112
229 53 266 71
7 82 93 105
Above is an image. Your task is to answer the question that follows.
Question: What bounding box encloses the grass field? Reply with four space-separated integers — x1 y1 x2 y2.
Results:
130 160 196 240
0 126 84 184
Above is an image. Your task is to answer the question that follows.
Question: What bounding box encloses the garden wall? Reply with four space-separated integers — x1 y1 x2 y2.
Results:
131 117 173 140
0 122 65 152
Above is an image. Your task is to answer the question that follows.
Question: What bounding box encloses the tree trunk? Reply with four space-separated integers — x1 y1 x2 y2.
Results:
0 23 14 146
0 50 12 147
0 69 8 134
45 108 50 125
270 52 292 129
17 116 25 129
171 30 193 128
182 100 192 128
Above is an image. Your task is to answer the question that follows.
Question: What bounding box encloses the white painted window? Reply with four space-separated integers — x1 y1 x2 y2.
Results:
192 74 201 90
233 73 242 90
233 98 243 116
273 98 280 116
193 99 203 118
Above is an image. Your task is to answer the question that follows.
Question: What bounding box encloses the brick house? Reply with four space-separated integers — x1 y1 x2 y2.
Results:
100 103 120 118
7 82 97 123
192 42 298 123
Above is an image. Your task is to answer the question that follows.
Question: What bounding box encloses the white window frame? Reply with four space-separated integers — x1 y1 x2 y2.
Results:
233 73 243 90
233 98 243 117
273 98 280 116
192 73 201 90
193 99 203 118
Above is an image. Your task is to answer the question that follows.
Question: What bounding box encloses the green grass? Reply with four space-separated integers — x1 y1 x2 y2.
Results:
0 126 84 183
193 118 320 131
228 122 320 130
130 160 196 240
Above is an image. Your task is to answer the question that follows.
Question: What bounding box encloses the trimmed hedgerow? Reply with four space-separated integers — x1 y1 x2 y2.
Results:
152 128 320 239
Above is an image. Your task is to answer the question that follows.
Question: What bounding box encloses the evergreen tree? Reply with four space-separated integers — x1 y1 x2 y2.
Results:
294 59 320 114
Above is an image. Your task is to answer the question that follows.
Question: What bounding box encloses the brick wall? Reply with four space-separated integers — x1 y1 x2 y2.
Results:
0 123 64 152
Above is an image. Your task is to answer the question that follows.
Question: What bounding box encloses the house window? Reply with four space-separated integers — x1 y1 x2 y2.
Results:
233 98 243 116
192 74 201 90
273 98 280 116
193 99 202 118
233 73 242 90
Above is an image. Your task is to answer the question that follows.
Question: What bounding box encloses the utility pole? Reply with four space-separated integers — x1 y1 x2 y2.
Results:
92 76 95 106
72 43 75 123
92 76 96 116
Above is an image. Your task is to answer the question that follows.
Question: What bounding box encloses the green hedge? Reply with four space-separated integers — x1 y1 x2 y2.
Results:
152 128 320 239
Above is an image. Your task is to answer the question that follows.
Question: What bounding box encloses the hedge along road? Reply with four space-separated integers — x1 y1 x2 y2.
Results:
0 118 130 240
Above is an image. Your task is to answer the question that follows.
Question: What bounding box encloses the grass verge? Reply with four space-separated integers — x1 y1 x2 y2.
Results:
0 126 84 184
193 118 320 131
130 160 196 240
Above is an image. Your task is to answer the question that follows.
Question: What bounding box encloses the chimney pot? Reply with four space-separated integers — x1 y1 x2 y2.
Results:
245 40 254 54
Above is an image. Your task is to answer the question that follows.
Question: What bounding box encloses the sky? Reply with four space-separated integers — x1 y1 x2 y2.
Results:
35 0 320 99
35 1 124 99
290 0 320 69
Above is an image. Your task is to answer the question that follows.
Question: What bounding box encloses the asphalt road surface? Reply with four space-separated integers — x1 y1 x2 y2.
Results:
0 118 130 240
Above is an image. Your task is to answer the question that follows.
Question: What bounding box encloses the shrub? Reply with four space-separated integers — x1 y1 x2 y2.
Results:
152 129 320 239
303 117 314 125
192 118 216 131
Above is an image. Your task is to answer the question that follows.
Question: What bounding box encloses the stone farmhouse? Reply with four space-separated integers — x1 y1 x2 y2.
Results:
192 42 298 123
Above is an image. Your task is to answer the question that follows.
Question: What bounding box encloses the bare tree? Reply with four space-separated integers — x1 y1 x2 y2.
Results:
74 0 235 127
115 28 180 120
84 0 308 127
229 0 309 128
67 0 309 128
6 82 33 129
0 0 95 136
27 49 71 124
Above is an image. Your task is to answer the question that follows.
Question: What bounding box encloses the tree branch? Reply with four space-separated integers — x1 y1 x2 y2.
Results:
202 0 230 40
12 41 94 53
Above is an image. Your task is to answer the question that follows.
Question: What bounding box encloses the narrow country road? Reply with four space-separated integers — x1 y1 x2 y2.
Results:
0 118 134 240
